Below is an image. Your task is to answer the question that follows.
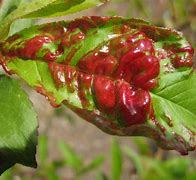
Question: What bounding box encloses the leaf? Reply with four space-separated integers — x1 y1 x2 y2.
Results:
142 160 173 180
0 169 13 180
0 0 34 37
58 142 83 172
0 0 22 22
8 18 33 37
0 75 38 174
78 156 105 176
150 72 196 153
163 158 191 178
132 137 151 155
0 16 195 155
44 165 60 180
96 172 109 180
24 0 108 18
123 146 142 176
38 135 48 166
0 0 107 40
111 139 122 180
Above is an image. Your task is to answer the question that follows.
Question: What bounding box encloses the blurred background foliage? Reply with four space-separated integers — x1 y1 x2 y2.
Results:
0 0 196 179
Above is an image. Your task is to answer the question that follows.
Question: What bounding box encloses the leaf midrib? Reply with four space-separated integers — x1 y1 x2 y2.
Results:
9 58 196 120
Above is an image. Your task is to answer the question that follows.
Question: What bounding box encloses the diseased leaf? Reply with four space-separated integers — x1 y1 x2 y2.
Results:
0 0 107 40
150 75 196 154
0 75 38 174
0 16 195 155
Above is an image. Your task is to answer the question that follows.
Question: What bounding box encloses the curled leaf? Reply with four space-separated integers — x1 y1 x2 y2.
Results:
0 16 195 154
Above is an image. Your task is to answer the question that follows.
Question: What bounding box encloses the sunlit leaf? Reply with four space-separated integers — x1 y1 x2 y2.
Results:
0 16 195 155
0 0 107 40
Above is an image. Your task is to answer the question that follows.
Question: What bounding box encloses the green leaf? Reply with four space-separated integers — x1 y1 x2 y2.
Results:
1 17 195 155
24 0 108 18
78 156 105 176
0 0 33 36
96 172 109 180
0 75 38 174
123 146 142 176
8 18 33 37
0 0 22 22
150 72 196 154
44 165 60 180
0 0 107 40
111 139 122 180
58 142 83 172
132 137 151 155
38 135 48 166
142 160 173 180
163 158 191 178
0 169 13 180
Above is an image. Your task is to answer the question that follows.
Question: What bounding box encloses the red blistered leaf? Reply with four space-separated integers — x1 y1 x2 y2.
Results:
116 80 151 126
93 76 116 114
0 16 195 155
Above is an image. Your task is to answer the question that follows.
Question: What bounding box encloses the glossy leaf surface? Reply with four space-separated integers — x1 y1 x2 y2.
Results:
0 16 195 155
